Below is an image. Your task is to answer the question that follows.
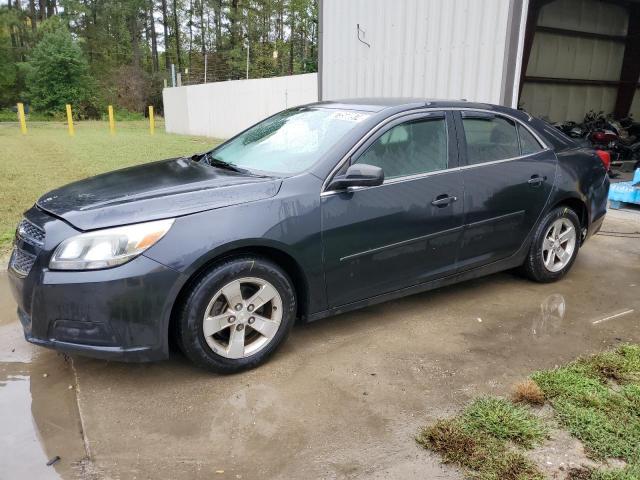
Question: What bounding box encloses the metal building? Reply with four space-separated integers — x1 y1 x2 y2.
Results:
319 0 640 122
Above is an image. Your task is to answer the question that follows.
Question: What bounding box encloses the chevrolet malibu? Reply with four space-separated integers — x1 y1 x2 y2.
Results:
8 99 609 373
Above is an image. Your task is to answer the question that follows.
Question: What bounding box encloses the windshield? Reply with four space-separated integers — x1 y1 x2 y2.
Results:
209 107 371 175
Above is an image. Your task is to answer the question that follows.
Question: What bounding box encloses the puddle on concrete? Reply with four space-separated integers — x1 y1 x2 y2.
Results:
0 271 87 480
0 369 61 480
531 293 566 337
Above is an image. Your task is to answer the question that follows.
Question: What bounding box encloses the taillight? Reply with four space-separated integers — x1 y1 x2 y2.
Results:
595 150 611 170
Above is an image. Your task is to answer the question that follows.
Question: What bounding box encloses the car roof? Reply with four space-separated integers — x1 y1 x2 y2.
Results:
307 97 526 117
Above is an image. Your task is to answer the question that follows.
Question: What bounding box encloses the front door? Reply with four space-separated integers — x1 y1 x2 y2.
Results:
321 111 464 308
455 111 557 271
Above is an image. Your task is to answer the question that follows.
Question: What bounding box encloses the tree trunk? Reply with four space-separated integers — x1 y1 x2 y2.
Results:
46 0 55 19
214 0 222 52
288 1 294 75
29 0 37 33
161 0 170 71
172 0 182 72
188 0 193 76
199 0 205 57
277 0 284 73
149 0 159 72
230 0 240 78
38 0 45 20
8 0 17 49
143 7 152 65
129 13 141 69
230 0 239 49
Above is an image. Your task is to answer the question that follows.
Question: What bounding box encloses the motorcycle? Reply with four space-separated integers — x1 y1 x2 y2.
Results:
557 111 640 173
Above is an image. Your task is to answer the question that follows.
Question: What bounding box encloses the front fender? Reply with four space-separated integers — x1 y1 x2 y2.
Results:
143 174 327 315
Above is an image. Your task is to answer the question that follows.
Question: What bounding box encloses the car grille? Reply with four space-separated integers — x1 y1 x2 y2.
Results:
10 248 37 276
10 217 46 276
17 219 45 247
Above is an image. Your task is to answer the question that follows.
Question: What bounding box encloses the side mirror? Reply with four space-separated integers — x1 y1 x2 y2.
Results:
327 164 384 191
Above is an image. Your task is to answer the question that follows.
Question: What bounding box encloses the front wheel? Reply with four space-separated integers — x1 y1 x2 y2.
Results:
177 257 297 373
521 206 581 283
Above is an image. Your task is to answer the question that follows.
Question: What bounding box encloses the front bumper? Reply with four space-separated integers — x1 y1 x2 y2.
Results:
8 207 186 362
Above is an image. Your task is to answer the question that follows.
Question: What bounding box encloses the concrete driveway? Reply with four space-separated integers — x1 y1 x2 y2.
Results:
1 209 639 480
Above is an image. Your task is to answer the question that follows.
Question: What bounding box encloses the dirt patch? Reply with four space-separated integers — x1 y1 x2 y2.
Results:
526 425 599 479
565 467 592 480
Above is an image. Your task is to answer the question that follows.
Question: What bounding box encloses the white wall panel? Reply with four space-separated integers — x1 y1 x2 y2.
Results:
163 86 190 136
162 73 318 138
321 0 512 104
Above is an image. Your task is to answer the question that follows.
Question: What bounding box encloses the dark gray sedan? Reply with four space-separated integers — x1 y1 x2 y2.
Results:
8 99 609 373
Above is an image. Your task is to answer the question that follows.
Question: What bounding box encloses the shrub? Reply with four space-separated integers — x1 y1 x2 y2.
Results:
25 21 100 118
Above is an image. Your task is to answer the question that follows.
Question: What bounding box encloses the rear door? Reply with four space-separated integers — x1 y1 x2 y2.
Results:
455 110 557 271
321 111 464 308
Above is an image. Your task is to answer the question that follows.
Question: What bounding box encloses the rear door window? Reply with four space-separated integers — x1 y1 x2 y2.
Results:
462 115 520 165
518 124 544 155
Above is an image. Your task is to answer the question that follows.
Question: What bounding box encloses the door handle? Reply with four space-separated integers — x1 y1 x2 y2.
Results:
431 194 458 207
528 175 546 186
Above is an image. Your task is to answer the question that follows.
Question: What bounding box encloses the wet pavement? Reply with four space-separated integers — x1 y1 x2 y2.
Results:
1 209 638 480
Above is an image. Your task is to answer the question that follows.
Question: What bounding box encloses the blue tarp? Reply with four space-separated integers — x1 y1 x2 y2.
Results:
609 169 640 205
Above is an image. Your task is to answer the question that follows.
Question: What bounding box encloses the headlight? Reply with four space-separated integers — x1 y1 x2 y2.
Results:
49 219 174 270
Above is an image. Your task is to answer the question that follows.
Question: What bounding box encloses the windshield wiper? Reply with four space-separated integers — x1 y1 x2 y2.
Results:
191 153 249 174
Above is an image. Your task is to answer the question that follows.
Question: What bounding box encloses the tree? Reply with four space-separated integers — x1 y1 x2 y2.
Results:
0 14 18 106
148 0 159 71
172 0 181 71
1 0 319 112
26 22 98 116
160 0 170 71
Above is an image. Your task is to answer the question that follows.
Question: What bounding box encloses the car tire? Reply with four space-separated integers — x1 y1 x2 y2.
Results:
177 256 296 374
521 206 581 283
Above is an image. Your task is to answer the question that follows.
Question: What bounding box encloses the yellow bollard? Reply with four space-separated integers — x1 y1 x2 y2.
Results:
66 104 75 136
108 105 115 134
17 103 27 135
148 106 155 135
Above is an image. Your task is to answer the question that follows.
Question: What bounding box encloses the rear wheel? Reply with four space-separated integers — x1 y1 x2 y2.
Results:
522 206 581 283
177 257 296 373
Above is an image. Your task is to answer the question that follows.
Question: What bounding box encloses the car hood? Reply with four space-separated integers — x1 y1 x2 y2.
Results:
36 158 282 231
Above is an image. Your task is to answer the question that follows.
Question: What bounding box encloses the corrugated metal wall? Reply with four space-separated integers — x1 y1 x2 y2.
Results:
321 0 512 104
632 88 640 118
519 0 631 122
535 0 627 34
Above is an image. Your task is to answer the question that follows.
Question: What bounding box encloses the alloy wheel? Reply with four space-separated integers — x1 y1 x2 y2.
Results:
202 277 283 359
541 218 577 273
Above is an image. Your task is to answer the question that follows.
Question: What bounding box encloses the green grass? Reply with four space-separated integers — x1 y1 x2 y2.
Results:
0 120 220 255
418 345 640 479
532 345 640 463
461 397 548 449
0 109 53 122
416 397 547 480
589 465 640 480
